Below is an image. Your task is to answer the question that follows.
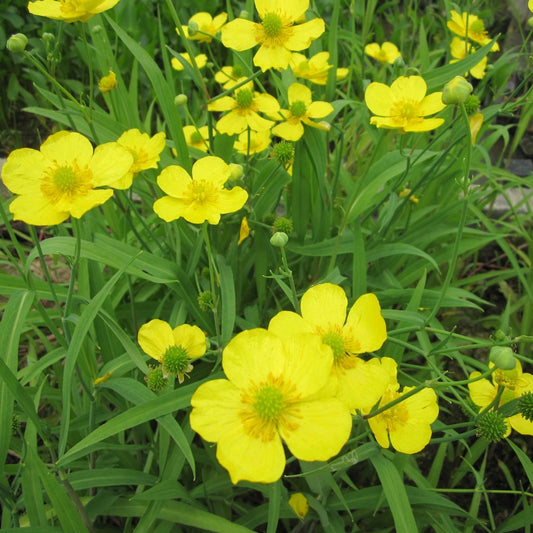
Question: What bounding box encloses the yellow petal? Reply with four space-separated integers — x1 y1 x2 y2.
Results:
153 196 189 222
418 92 446 116
156 165 192 197
9 194 68 226
390 76 427 103
221 19 259 51
468 372 496 408
281 398 351 461
307 101 333 119
208 96 237 112
215 111 248 135
138 319 175 361
253 93 281 115
272 120 304 141
192 156 231 187
1 148 46 194
268 310 313 337
172 324 206 359
301 283 348 330
288 82 312 107
90 142 134 188
365 82 393 116
215 187 248 216
404 118 445 132
288 493 309 519
345 293 387 353
253 43 292 71
284 18 325 51
255 0 309 21
40 131 93 167
68 189 113 218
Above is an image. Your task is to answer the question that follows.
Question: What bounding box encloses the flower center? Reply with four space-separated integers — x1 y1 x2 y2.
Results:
232 65 243 78
236 88 254 109
253 385 285 421
162 345 189 375
469 19 485 34
322 331 345 361
289 100 307 118
262 12 283 38
41 162 93 203
188 179 218 204
190 131 204 144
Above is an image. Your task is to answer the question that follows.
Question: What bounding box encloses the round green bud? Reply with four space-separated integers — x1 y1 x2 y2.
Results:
270 231 289 248
91 24 103 34
393 55 405 70
273 216 293 234
6 33 28 53
229 163 244 181
174 94 188 106
493 329 508 342
528 16 533 28
489 346 516 370
42 32 54 44
272 141 295 167
464 94 481 116
239 10 249 19
442 76 473 105
188 20 199 36
144 365 168 392
476 410 507 442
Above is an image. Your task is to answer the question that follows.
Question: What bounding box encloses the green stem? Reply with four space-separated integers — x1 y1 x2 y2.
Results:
202 223 222 349
280 245 300 314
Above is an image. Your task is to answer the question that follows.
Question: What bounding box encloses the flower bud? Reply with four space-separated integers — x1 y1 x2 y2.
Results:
91 24 103 34
476 410 507 442
518 392 533 422
198 290 213 311
442 76 473 105
174 94 188 106
464 94 481 116
271 141 295 167
489 346 516 370
229 163 244 181
187 20 199 36
273 216 293 234
270 231 288 248
528 16 533 28
239 10 249 19
42 32 54 44
145 365 168 392
6 33 28 53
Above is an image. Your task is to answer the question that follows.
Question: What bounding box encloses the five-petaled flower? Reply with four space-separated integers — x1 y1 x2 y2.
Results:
447 10 499 51
183 125 212 153
179 12 227 43
171 52 208 72
268 283 388 412
208 81 280 135
469 360 533 436
2 131 133 226
271 83 333 141
190 328 352 483
27 0 121 22
364 42 401 65
366 357 439 454
221 0 325 72
289 52 348 85
365 75 446 133
138 319 207 383
449 37 487 79
153 156 248 225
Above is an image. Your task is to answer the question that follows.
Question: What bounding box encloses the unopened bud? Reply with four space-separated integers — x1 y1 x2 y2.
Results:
442 76 473 105
239 10 250 19
229 163 244 181
489 346 516 370
42 32 54 44
187 20 199 36
6 33 28 53
174 94 188 106
270 231 288 247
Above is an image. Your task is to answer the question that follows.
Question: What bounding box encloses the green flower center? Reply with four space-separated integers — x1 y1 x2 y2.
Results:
469 19 485 34
162 345 189 375
322 331 345 361
41 162 93 203
53 166 79 192
190 131 204 144
262 12 283 38
253 385 285 422
236 88 254 109
289 100 307 118
232 64 243 78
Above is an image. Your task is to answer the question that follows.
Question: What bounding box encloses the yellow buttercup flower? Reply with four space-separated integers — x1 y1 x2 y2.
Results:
447 10 499 51
271 83 333 141
183 125 212 152
27 0 120 22
98 70 117 93
469 112 484 144
208 81 280 135
190 329 352 483
289 493 309 519
234 129 271 155
268 283 388 412
138 319 207 383
364 42 401 65
365 75 446 133
2 131 133 226
115 129 166 188
221 0 325 72
153 156 248 225
171 52 207 71
449 37 487 80
366 358 439 454
179 12 227 43
214 65 246 90
289 52 348 85
469 360 533 436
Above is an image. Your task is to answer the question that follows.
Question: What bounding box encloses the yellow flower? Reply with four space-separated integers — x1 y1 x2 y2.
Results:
449 37 487 80
289 493 309 519
366 358 439 454
171 52 208 71
447 10 499 51
27 0 120 22
234 129 271 155
271 83 333 141
469 112 484 144
530 0 533 12
2 131 133 226
190 329 352 484
238 216 250 244
469 360 533 436
183 125 212 152
208 81 280 135
179 12 227 43
365 75 446 133
98 70 117 93
115 129 166 188
268 283 388 412
289 52 348 85
214 65 246 90
153 156 248 225
364 42 401 65
138 319 206 383
221 0 325 72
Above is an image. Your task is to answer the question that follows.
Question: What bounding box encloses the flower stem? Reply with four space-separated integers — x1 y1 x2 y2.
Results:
202 223 222 350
